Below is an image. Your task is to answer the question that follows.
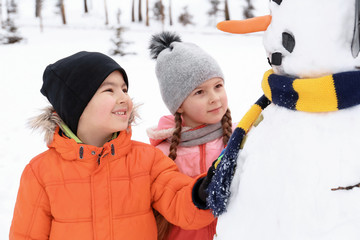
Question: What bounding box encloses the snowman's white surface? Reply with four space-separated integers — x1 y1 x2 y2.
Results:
216 104 360 239
216 0 360 239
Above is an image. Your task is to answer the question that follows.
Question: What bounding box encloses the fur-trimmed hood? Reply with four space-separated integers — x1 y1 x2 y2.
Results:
29 105 139 145
146 115 191 146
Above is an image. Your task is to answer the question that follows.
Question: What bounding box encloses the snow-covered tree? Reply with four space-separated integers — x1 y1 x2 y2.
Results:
178 6 194 26
243 0 254 19
110 24 136 56
153 0 164 25
0 0 23 44
208 0 221 25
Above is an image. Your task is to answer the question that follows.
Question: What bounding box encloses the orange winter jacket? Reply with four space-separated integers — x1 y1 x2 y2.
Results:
10 128 214 240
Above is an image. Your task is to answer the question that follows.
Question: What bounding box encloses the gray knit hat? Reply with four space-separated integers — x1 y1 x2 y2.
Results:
149 32 224 115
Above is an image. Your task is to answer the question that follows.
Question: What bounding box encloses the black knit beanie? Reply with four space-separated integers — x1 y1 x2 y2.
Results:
41 51 128 134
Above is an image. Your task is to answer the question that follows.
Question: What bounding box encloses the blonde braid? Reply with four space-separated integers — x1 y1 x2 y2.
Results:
221 108 233 146
168 112 182 160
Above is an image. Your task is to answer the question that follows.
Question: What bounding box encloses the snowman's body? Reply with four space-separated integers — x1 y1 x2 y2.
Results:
213 0 360 239
216 104 360 239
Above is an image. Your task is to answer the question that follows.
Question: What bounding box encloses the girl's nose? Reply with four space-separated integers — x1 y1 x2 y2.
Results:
209 91 220 103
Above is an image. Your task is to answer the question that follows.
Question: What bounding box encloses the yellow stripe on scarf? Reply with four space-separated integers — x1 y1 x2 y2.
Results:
236 104 263 133
261 69 273 101
293 75 338 112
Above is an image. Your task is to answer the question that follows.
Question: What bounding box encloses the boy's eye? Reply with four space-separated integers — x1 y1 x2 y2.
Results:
215 83 223 88
122 88 128 93
104 88 113 92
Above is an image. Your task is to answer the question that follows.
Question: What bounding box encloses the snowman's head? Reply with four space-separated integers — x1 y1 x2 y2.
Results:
218 0 360 78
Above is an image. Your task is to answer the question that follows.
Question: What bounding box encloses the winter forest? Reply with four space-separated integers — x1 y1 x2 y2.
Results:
1 0 261 46
0 0 271 238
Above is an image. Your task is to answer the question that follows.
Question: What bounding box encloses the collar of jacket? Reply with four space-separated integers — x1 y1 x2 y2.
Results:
60 122 118 144
49 126 132 162
262 69 360 112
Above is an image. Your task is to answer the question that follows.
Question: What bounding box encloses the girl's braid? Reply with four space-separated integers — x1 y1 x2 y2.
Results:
221 108 232 146
168 112 182 160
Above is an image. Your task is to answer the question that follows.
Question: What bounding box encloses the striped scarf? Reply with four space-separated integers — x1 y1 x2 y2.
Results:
207 70 360 217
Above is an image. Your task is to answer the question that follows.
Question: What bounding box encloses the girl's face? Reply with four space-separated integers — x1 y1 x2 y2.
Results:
177 77 228 128
77 70 133 146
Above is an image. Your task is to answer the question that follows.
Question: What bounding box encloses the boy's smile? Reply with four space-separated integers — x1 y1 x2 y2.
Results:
77 70 133 147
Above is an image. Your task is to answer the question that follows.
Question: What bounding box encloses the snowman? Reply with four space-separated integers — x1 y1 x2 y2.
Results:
207 0 360 239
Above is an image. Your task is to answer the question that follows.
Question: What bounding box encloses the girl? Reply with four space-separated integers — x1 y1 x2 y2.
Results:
148 32 233 240
9 51 215 240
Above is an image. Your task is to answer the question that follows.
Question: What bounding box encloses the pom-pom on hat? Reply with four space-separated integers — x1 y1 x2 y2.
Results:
41 51 128 134
149 31 224 115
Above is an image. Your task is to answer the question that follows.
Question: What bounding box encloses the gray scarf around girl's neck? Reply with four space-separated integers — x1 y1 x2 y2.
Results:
176 122 223 147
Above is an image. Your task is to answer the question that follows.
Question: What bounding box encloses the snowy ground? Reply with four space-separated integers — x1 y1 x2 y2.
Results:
0 0 269 237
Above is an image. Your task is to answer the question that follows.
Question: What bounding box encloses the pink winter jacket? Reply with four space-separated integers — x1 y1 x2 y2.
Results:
147 115 235 240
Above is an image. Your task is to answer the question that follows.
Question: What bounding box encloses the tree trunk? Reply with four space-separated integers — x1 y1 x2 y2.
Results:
35 0 40 17
224 0 230 20
160 0 164 28
5 0 9 21
84 0 88 13
169 0 172 26
138 0 142 22
39 12 43 32
145 0 149 26
131 0 135 22
0 0 3 27
59 0 66 25
35 0 43 31
104 0 108 25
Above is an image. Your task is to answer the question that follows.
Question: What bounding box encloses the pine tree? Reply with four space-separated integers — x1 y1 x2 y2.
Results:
208 0 221 25
153 0 164 26
0 0 23 44
110 16 136 57
243 0 254 19
178 6 194 26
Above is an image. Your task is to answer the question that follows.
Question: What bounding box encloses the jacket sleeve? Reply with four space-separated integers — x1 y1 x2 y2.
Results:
150 148 215 230
10 164 52 240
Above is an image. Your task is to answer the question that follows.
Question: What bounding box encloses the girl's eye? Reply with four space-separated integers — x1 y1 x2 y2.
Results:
194 90 203 95
215 83 223 88
104 88 113 92
122 88 128 93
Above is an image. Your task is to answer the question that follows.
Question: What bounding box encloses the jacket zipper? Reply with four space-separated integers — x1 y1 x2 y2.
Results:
97 148 105 165
199 144 206 173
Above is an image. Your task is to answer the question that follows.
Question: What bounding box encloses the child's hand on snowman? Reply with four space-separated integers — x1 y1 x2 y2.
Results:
192 160 217 209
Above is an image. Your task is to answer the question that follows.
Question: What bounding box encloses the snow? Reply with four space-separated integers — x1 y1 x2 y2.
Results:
0 0 269 237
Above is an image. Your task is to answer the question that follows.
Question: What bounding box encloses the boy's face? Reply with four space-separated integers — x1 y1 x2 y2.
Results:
77 70 133 142
177 77 228 128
